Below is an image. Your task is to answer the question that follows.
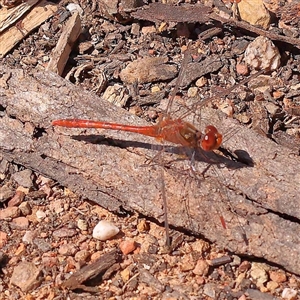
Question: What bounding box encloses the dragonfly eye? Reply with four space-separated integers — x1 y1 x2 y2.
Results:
200 125 223 151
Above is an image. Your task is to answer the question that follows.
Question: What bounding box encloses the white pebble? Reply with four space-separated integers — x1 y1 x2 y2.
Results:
92 220 119 241
66 3 83 15
282 288 297 300
244 36 281 71
36 210 46 221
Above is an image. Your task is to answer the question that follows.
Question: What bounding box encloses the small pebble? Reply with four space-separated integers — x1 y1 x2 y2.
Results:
92 220 119 241
58 244 77 256
11 169 33 188
119 240 137 255
187 87 198 98
33 238 52 252
230 255 241 266
191 240 210 254
244 36 281 71
0 207 20 219
0 231 8 248
0 183 15 202
22 231 37 244
66 3 83 14
11 217 29 230
77 219 88 231
90 251 102 261
203 282 217 298
151 86 160 93
269 270 287 283
282 288 298 300
180 253 196 272
237 0 270 30
273 90 284 100
236 63 249 75
141 26 156 35
8 190 25 207
10 261 42 292
19 202 32 216
35 210 46 221
238 260 251 273
120 267 130 282
266 280 279 292
74 250 90 262
53 228 77 238
195 76 207 88
250 263 268 286
131 23 140 36
193 259 209 276
137 219 150 232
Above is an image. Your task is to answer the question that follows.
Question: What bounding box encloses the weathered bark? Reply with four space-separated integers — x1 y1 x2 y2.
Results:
0 66 299 275
61 249 122 290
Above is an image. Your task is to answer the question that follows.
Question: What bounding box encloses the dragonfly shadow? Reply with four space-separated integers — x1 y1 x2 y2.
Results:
71 134 163 151
71 134 254 171
169 145 253 171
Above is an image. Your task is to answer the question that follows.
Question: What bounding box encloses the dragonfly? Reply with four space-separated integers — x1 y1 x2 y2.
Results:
51 118 222 152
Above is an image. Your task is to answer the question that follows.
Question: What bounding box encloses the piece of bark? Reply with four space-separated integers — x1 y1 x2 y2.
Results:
46 11 81 76
131 3 300 49
61 249 122 290
0 0 57 58
131 3 212 23
0 66 299 275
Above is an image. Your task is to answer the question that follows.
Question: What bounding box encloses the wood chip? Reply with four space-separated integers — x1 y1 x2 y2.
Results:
46 11 81 75
131 3 211 23
61 249 122 290
0 0 40 33
0 0 57 58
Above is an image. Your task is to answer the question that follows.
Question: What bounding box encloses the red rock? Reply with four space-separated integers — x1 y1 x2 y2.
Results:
236 63 249 75
11 217 29 229
58 244 77 256
269 270 287 283
119 240 137 255
193 259 209 276
0 206 20 219
10 261 43 292
90 251 102 261
8 190 25 207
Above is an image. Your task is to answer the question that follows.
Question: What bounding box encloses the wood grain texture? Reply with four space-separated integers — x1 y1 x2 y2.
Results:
0 66 299 275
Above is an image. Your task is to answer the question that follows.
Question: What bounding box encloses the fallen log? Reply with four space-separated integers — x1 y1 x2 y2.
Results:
0 65 299 275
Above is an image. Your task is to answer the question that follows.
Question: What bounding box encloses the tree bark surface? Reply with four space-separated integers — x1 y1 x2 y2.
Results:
0 66 299 275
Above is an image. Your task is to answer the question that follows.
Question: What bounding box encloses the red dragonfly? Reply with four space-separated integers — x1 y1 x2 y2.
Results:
51 118 222 152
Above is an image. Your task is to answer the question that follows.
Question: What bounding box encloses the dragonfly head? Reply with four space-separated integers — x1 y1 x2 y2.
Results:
200 125 223 151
